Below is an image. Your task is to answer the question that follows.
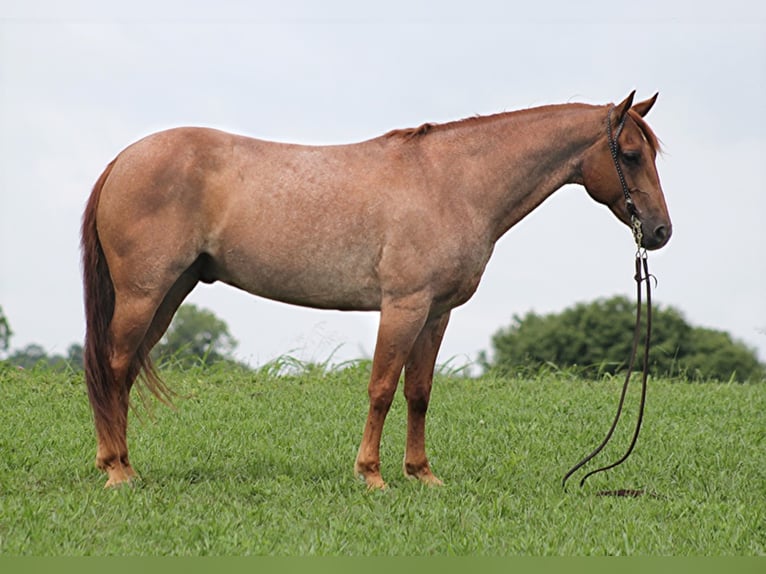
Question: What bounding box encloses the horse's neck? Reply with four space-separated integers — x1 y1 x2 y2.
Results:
428 104 604 242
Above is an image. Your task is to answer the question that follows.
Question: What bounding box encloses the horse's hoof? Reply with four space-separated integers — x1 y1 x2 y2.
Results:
103 466 137 489
355 464 387 490
404 463 444 486
104 476 135 489
416 472 444 487
364 475 387 491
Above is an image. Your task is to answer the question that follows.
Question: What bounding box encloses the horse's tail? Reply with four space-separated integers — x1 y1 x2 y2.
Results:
81 159 120 444
82 160 172 450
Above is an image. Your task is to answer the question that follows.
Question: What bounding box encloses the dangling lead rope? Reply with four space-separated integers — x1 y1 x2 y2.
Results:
561 250 652 489
561 103 654 490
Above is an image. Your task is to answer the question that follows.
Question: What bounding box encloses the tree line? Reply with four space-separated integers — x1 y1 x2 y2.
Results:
2 299 764 382
0 303 237 371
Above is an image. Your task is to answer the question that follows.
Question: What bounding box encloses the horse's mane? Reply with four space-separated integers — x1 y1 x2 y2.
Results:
383 104 588 141
384 103 662 154
384 110 516 141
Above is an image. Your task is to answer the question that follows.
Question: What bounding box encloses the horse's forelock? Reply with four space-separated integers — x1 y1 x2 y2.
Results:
628 109 662 155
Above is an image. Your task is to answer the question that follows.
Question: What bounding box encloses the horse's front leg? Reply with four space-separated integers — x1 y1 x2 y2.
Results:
355 294 430 490
403 312 450 486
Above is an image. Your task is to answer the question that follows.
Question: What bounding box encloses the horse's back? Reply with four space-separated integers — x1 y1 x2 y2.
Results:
98 127 391 310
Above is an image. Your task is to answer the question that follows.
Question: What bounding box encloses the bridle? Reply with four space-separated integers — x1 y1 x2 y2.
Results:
562 104 654 491
606 104 644 247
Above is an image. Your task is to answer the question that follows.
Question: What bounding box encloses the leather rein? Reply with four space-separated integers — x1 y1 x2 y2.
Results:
562 105 654 490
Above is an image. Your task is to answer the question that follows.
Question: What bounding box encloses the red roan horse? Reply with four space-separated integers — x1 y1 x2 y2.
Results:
82 92 671 488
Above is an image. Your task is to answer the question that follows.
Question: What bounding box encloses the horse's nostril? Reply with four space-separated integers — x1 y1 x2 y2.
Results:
654 225 668 241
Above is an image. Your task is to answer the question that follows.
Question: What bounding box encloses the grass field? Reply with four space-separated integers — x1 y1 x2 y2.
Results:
0 362 764 556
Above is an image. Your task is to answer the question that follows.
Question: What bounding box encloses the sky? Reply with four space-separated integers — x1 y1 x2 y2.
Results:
1 0 764 371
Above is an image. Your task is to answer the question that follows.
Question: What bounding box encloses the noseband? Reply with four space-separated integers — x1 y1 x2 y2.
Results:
562 105 654 492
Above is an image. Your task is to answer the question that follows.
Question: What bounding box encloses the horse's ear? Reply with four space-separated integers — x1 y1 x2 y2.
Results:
615 91 636 123
631 93 659 117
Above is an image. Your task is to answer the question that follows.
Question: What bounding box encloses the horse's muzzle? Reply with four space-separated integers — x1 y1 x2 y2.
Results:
643 223 672 250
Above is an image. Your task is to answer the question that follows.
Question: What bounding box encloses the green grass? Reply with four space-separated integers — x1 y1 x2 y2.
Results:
1 362 764 556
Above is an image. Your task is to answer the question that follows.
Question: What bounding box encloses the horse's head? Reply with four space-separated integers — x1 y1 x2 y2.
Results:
580 91 672 250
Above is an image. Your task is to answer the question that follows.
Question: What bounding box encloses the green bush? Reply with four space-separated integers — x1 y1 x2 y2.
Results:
481 296 765 382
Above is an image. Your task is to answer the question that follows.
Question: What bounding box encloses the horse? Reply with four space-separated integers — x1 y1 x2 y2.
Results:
81 91 671 489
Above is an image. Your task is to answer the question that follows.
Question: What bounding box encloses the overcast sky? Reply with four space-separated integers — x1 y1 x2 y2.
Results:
1 0 764 370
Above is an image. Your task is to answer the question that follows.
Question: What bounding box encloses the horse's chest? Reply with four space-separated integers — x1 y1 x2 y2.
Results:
429 245 493 312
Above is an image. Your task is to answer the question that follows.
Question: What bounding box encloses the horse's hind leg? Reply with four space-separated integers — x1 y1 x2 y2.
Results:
403 312 450 486
96 266 199 487
95 292 161 486
140 260 203 352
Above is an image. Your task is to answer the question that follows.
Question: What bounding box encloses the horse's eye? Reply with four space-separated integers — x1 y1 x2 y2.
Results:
622 150 641 165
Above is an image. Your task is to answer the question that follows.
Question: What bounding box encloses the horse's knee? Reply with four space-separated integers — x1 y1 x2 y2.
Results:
368 380 397 413
404 380 432 414
406 393 428 414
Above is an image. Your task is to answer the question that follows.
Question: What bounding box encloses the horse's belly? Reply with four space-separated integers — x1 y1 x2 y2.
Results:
212 243 383 311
